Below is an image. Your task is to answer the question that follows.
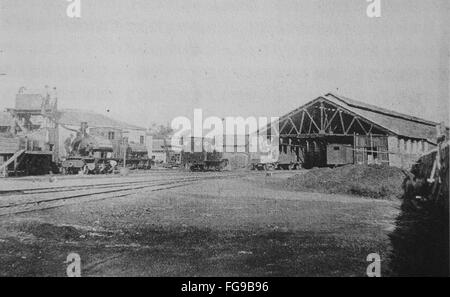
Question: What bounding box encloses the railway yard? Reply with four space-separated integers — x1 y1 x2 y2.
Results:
0 89 445 277
0 169 399 277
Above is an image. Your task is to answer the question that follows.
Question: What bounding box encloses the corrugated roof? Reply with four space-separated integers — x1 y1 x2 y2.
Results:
323 93 438 142
58 109 146 131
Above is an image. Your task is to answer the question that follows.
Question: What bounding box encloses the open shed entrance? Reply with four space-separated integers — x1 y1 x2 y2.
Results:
276 97 391 168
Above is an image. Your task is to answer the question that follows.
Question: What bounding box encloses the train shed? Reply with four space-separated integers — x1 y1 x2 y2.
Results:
275 93 441 169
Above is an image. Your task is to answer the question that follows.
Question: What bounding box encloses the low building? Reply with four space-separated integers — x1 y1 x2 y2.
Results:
1 88 151 175
0 89 58 176
0 112 14 134
272 93 444 169
57 109 149 160
151 138 182 164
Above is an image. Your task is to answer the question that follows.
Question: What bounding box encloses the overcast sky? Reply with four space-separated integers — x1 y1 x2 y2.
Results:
0 0 448 128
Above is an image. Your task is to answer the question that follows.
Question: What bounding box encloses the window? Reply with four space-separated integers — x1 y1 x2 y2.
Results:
108 131 115 140
140 135 144 144
334 146 340 151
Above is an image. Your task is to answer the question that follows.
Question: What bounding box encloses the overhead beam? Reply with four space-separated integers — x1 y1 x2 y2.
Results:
279 119 290 134
298 111 305 134
279 133 387 138
288 125 296 135
320 101 324 131
308 117 313 134
324 108 340 132
339 111 346 134
355 118 368 134
257 96 392 137
345 117 356 135
304 108 321 133
288 117 299 134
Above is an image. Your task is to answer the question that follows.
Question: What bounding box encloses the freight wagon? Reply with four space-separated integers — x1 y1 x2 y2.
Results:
180 137 229 171
326 143 354 166
250 138 302 170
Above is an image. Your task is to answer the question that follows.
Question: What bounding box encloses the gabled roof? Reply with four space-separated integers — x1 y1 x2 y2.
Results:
274 93 440 143
57 109 146 131
325 93 436 125
323 93 438 142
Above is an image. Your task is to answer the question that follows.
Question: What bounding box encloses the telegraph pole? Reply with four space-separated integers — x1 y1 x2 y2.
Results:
123 137 127 168
0 50 6 76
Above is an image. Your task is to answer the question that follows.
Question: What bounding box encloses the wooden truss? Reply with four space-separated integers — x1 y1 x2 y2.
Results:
277 97 390 137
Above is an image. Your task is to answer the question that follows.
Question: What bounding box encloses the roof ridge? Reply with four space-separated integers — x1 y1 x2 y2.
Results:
59 108 102 113
59 108 146 130
325 92 437 126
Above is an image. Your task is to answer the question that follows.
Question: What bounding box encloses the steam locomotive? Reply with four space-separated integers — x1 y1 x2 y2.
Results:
60 123 152 175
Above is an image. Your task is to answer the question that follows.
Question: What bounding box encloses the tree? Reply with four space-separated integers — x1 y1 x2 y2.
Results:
148 122 173 138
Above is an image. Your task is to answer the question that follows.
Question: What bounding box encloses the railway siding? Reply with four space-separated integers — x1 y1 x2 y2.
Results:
0 172 243 216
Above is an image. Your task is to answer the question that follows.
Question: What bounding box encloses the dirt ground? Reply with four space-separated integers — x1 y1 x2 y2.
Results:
0 171 400 277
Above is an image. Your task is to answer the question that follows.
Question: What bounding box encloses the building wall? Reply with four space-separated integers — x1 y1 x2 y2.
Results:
124 128 153 158
388 136 436 169
388 136 402 167
58 125 123 160
353 135 389 166
124 129 146 144
146 134 153 159
89 127 123 141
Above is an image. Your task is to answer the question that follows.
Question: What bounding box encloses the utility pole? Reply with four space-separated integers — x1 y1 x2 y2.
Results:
0 50 6 76
123 137 127 168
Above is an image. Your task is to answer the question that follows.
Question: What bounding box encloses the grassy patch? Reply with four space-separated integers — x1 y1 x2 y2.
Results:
282 165 405 200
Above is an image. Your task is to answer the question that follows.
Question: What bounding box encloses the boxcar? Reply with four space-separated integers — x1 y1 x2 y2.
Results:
326 143 354 166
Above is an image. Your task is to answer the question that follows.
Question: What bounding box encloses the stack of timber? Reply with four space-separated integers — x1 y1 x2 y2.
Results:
389 124 449 276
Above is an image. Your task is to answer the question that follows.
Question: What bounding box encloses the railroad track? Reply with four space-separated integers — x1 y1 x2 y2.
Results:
0 173 243 216
0 174 218 196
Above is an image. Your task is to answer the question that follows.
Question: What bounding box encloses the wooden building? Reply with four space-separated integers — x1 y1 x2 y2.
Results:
0 91 58 176
274 93 441 169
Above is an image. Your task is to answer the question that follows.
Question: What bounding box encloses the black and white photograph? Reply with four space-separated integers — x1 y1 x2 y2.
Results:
0 0 448 283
